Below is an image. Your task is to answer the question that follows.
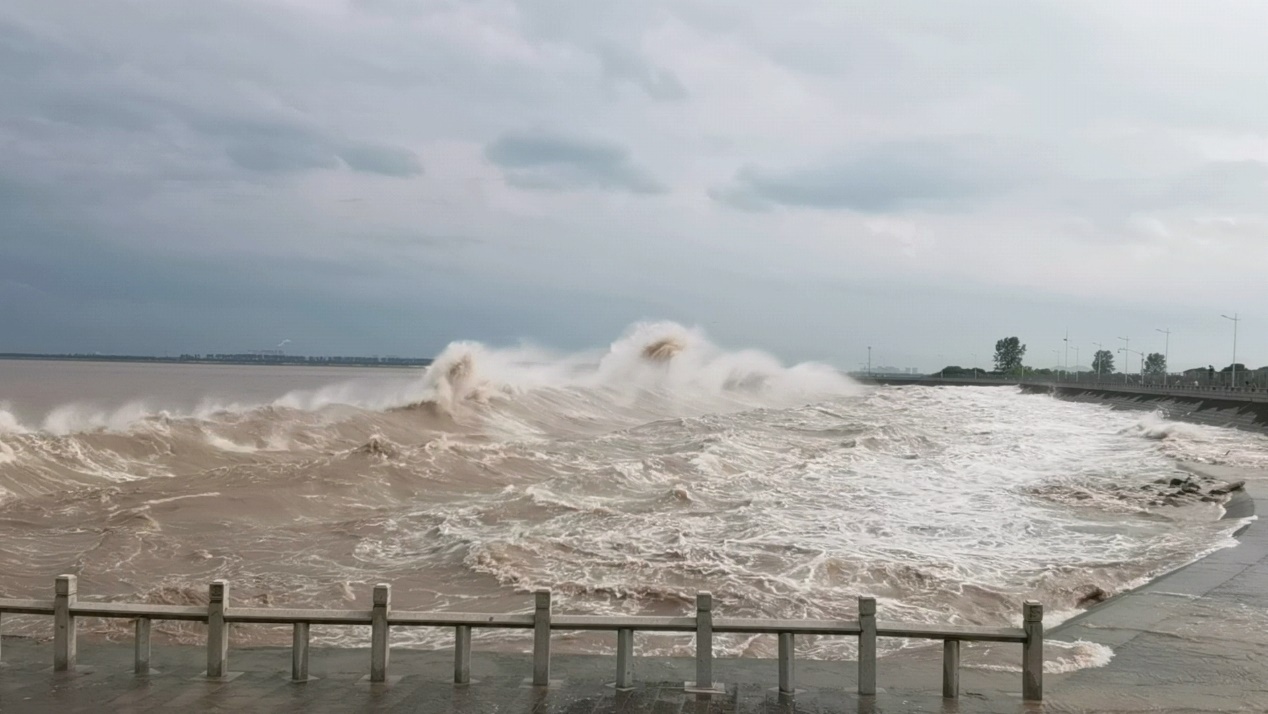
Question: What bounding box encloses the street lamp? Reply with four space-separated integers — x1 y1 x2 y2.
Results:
867 346 872 377
1120 346 1143 385
1221 314 1239 388
1092 341 1105 382
1062 330 1069 382
1117 337 1131 384
1155 328 1171 388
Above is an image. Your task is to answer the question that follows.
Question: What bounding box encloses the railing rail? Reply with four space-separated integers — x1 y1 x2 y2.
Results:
856 373 1268 400
0 575 1044 701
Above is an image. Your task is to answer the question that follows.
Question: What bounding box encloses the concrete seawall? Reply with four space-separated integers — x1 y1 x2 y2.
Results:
857 375 1268 432
1022 383 1268 433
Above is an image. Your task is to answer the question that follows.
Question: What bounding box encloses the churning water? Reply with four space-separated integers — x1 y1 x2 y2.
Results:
0 322 1262 667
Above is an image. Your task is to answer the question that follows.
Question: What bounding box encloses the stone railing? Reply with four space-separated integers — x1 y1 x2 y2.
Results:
0 575 1045 701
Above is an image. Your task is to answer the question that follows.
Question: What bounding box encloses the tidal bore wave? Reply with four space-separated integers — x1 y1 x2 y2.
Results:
0 321 1262 670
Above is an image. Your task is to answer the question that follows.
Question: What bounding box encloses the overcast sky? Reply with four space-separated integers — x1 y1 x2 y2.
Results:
3 1 1267 371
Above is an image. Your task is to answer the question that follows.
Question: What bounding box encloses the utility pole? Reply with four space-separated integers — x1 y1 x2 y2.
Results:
1155 328 1171 388
1221 314 1239 388
1117 336 1131 384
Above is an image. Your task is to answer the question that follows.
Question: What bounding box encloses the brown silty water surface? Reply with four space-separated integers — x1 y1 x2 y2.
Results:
0 323 1262 671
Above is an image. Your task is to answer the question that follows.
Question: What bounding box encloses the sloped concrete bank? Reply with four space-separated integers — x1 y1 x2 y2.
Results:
1022 384 1268 433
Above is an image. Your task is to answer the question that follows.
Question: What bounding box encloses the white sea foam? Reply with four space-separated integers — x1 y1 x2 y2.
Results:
0 404 28 434
203 433 258 453
964 639 1114 674
142 493 223 507
40 400 157 435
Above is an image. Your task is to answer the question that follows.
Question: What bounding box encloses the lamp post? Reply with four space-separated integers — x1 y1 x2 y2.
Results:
1117 337 1131 384
867 346 872 377
1155 328 1171 388
1063 330 1069 383
1120 347 1143 385
1092 341 1105 382
1220 314 1239 388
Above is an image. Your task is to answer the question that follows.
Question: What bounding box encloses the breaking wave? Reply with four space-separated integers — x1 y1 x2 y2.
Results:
2 322 856 439
0 322 1261 675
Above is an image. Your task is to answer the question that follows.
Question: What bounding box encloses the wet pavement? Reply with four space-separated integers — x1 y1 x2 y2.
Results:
0 638 1033 713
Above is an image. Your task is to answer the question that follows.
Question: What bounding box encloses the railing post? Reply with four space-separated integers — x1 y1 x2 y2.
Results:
454 625 471 684
687 591 723 694
858 596 876 696
370 583 390 683
292 622 310 682
696 592 713 689
942 639 959 698
206 580 229 678
1023 601 1044 701
532 589 551 686
778 632 795 695
135 618 152 675
54 575 77 672
615 628 634 690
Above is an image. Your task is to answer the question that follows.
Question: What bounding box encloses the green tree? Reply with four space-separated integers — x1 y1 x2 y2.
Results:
1143 352 1166 376
1092 349 1115 374
934 365 985 378
993 337 1026 374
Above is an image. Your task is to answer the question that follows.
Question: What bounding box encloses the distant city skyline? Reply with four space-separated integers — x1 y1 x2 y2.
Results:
3 2 1268 372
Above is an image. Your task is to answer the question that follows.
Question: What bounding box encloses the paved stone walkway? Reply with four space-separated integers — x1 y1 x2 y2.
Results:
0 639 1034 714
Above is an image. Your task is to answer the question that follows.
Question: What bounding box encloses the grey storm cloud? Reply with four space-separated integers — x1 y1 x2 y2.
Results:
597 46 688 102
0 16 422 179
486 132 665 194
712 140 1023 213
337 144 424 177
5 0 1268 368
189 117 423 177
215 121 342 174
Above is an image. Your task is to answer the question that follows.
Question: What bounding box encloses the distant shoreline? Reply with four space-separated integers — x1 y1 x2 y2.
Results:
0 353 433 369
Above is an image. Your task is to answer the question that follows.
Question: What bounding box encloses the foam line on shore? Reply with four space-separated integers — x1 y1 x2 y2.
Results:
1049 464 1261 636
